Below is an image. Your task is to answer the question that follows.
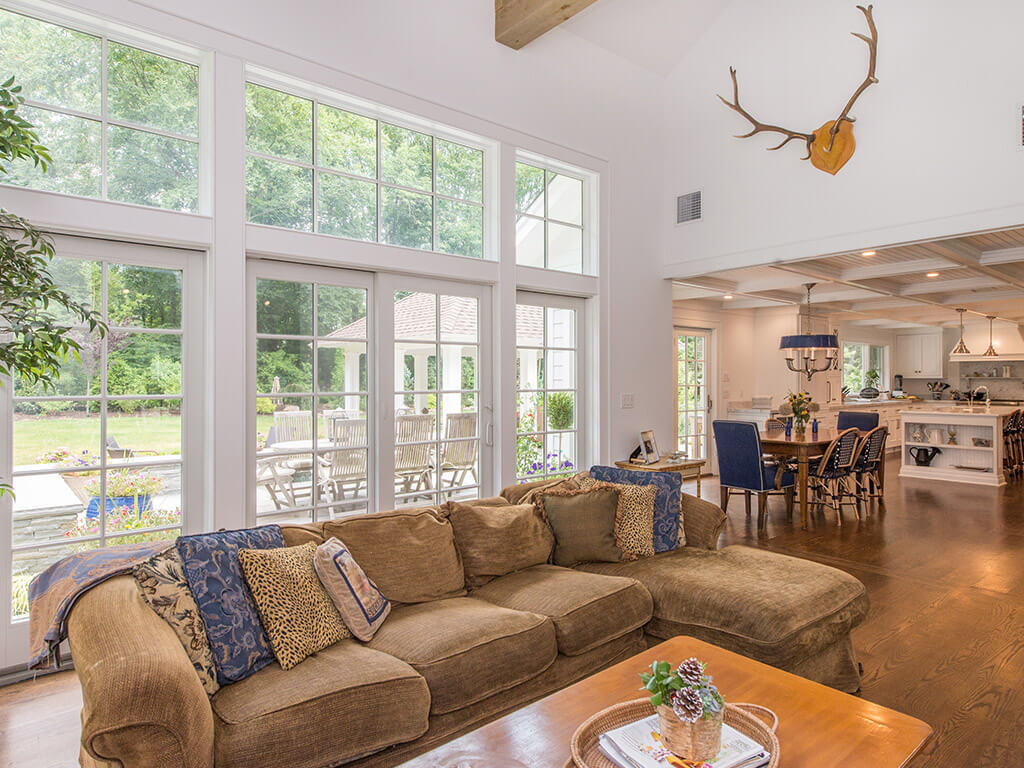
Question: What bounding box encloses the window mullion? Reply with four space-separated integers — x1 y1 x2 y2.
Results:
100 36 109 201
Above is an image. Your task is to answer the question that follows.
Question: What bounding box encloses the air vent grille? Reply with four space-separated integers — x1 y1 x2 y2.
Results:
677 191 701 224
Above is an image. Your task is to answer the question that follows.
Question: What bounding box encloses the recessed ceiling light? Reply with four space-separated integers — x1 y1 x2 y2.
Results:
926 271 940 278
861 250 876 257
723 294 734 300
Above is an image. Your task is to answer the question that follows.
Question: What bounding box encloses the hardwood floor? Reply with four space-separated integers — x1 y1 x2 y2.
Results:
1 456 1021 767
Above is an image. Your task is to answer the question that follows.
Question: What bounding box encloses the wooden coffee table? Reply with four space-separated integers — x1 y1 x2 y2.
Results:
400 636 930 768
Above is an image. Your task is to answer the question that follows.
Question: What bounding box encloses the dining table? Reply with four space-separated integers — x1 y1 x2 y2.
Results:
760 427 874 529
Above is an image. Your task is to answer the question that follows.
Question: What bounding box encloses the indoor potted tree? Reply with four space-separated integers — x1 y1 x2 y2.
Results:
0 76 107 498
640 657 725 762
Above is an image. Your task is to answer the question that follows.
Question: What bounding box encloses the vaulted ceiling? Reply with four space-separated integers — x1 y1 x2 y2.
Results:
672 227 1024 330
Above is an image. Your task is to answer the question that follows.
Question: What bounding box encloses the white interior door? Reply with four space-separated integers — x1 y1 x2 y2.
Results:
1 236 203 669
377 275 492 510
675 328 712 463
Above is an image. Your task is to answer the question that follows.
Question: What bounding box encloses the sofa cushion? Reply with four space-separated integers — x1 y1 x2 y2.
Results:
211 640 429 768
314 537 391 641
444 501 554 588
579 476 657 559
238 542 350 670
132 548 220 695
365 597 557 714
537 483 623 567
576 545 869 666
590 465 682 552
321 508 464 604
473 564 653 656
176 525 285 685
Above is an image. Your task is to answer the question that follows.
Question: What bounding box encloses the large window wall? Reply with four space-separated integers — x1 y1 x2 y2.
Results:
0 7 201 211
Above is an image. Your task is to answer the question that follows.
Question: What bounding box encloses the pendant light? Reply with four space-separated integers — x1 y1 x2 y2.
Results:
951 308 970 355
779 283 839 380
983 315 998 357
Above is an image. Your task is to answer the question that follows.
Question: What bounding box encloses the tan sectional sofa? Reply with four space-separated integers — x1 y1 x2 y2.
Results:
68 485 868 768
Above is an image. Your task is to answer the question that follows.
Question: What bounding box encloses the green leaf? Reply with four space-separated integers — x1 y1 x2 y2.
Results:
650 691 663 707
656 661 671 676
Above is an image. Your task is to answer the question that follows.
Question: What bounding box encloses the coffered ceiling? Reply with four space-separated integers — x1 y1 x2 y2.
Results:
672 227 1024 330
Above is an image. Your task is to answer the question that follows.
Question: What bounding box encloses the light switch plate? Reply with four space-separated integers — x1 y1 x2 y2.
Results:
620 393 634 409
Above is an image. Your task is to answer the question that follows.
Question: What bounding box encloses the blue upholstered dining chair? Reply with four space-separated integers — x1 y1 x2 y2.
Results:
836 410 879 432
712 420 795 530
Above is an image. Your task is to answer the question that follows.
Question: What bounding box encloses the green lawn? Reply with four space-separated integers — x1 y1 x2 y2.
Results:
14 412 183 466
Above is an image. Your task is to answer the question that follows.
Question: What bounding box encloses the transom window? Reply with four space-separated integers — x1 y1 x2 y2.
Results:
245 82 485 258
515 295 583 482
0 7 200 211
843 342 888 391
515 161 585 273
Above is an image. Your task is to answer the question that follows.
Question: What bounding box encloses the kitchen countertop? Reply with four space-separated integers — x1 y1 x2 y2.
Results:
905 406 1017 418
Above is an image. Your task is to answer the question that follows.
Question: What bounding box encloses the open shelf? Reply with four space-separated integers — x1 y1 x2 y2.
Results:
903 441 993 452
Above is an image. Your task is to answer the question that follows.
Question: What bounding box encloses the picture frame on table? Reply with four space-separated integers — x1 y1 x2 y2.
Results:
639 430 660 464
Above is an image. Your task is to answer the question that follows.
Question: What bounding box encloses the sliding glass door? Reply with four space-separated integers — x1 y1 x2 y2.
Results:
1 236 202 668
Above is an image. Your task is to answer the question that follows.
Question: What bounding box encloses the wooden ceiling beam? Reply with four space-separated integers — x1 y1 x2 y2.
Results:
495 0 599 49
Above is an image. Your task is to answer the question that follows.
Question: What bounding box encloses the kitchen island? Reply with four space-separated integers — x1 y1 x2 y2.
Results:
899 406 1013 486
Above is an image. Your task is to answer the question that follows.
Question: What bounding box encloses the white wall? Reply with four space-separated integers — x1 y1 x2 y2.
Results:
662 0 1024 276
11 0 674 499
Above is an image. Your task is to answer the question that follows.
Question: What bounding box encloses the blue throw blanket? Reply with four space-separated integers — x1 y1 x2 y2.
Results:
28 540 171 670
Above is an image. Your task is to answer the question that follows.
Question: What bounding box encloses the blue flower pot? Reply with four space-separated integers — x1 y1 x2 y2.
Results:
85 494 154 520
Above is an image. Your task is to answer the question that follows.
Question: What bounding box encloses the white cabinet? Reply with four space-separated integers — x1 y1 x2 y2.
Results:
894 331 944 378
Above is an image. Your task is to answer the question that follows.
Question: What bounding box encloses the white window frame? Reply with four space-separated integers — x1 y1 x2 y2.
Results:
0 235 204 669
244 66 499 261
0 0 210 213
514 151 599 276
245 258 376 524
513 291 587 482
842 340 890 391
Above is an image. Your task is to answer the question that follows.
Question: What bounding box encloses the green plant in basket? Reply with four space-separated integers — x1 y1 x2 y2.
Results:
640 658 724 723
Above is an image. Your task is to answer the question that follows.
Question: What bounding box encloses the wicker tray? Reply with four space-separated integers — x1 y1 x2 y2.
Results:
565 699 779 768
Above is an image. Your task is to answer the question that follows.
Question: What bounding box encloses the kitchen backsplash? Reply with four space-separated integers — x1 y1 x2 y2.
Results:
900 361 1024 400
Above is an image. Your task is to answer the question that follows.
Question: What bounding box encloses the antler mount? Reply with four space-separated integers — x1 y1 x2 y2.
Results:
717 4 879 175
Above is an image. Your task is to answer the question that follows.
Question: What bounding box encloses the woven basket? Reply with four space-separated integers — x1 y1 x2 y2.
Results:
656 704 722 762
566 699 779 768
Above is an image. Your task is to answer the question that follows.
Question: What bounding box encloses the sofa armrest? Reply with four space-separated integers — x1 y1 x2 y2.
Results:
500 478 559 504
682 494 726 550
68 575 215 768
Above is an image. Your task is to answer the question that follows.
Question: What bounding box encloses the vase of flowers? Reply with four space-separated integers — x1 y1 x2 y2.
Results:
783 391 816 436
640 657 724 762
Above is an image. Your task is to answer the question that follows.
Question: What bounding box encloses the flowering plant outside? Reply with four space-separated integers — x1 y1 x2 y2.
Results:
35 447 96 469
84 469 164 497
63 506 181 548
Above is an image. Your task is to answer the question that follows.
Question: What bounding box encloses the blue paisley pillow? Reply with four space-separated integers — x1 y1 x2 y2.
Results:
589 466 681 553
177 525 284 685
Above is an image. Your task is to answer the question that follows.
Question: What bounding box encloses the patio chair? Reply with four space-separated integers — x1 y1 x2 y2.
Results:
395 413 434 500
272 410 314 471
105 436 159 461
439 412 478 494
712 420 794 530
255 458 297 511
318 419 367 503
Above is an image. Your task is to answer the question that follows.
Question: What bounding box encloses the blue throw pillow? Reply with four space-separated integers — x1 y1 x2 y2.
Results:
589 466 681 553
177 525 284 685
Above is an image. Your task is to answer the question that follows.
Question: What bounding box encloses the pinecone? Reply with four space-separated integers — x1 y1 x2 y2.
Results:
670 687 704 723
676 657 704 685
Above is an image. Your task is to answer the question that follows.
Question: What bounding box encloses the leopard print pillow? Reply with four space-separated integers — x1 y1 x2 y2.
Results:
579 476 656 559
238 542 351 671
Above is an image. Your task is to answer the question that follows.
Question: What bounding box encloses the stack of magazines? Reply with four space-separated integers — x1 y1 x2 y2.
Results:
598 714 771 768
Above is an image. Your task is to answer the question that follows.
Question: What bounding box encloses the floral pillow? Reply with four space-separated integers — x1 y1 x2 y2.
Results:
133 548 219 695
589 466 682 552
176 525 284 685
